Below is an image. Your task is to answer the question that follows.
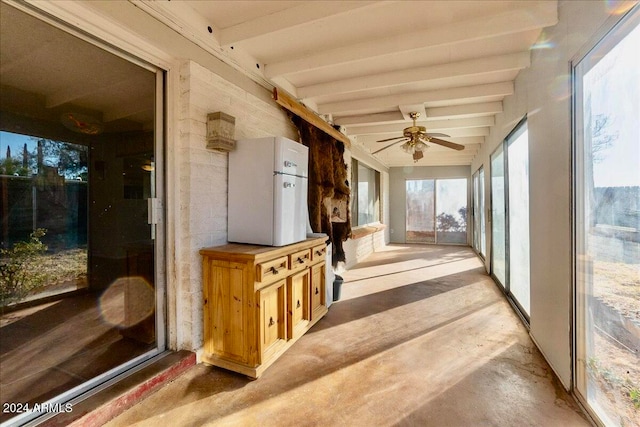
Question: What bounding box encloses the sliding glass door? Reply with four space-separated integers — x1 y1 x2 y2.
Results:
491 146 507 288
574 7 639 426
0 4 165 424
490 119 530 318
507 125 531 315
406 178 467 244
473 167 486 257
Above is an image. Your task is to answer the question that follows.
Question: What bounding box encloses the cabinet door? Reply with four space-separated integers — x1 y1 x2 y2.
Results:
287 268 310 339
205 260 247 363
259 280 286 363
310 261 327 321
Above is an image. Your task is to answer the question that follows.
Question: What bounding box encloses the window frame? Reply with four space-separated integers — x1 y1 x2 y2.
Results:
571 6 640 426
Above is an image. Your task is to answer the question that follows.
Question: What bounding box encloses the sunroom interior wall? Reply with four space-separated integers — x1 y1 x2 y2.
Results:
177 60 298 351
470 0 622 389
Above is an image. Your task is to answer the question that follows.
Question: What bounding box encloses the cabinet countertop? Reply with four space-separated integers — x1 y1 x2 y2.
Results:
200 236 327 260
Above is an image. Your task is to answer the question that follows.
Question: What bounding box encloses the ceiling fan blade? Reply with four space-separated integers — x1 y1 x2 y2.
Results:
376 136 406 142
428 137 465 151
371 139 408 154
426 132 450 138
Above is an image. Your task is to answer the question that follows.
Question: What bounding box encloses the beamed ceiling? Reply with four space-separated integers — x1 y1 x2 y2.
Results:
135 0 557 167
3 1 557 167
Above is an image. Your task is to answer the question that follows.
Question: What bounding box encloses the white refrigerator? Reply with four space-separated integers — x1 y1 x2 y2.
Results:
228 136 309 246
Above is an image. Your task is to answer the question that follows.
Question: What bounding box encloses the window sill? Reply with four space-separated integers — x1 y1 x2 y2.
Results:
350 223 386 240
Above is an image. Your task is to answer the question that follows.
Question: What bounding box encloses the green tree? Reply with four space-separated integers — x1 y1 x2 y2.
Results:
38 139 88 179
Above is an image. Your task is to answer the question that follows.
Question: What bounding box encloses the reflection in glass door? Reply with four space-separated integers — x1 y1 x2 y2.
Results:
574 9 639 426
491 146 507 287
0 3 164 424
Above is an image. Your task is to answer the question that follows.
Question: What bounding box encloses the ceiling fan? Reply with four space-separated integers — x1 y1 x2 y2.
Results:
371 111 464 162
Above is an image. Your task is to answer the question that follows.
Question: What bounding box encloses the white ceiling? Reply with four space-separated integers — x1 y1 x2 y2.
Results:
1 1 559 166
175 0 558 167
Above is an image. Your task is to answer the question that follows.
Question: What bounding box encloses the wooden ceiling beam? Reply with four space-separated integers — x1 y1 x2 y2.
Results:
298 52 529 99
334 111 405 126
425 102 503 120
347 116 495 136
264 2 557 78
318 82 513 115
219 1 379 46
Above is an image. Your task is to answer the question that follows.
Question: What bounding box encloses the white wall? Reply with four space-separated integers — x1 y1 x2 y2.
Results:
470 0 623 389
177 61 298 350
388 165 471 244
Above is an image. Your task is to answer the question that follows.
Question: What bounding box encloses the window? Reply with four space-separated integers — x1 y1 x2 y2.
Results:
574 8 639 426
351 159 380 226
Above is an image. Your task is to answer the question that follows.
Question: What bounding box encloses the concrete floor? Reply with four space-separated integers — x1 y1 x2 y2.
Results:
106 244 590 427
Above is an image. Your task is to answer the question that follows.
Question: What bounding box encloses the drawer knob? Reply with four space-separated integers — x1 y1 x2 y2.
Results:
315 287 319 295
315 250 323 256
270 266 279 274
297 300 301 308
268 317 275 327
297 257 304 264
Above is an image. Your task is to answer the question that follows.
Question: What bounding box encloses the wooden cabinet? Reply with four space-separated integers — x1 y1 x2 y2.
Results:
201 237 328 378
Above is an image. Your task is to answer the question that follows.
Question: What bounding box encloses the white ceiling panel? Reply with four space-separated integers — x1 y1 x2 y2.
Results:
138 1 559 166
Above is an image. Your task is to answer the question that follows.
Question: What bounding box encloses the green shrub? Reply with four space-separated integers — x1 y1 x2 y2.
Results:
0 229 49 307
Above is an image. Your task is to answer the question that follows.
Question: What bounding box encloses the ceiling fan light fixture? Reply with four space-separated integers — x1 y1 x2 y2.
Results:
60 112 103 135
400 141 413 153
414 141 427 151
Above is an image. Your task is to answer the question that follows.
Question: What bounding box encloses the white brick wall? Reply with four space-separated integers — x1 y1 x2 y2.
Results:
175 60 297 351
342 229 387 270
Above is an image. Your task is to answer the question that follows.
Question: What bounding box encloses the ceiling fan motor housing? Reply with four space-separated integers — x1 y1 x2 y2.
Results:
403 126 427 137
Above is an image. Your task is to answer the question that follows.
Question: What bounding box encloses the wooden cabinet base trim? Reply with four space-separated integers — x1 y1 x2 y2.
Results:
203 314 326 379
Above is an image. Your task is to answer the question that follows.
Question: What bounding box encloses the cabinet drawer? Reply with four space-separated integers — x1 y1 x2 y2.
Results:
256 256 288 285
311 244 327 262
289 248 311 273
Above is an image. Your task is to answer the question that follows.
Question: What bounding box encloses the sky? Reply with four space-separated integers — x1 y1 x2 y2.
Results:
585 22 640 188
0 131 35 161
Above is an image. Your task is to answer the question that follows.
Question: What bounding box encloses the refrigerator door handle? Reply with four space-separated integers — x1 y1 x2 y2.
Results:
284 160 297 168
283 182 295 188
